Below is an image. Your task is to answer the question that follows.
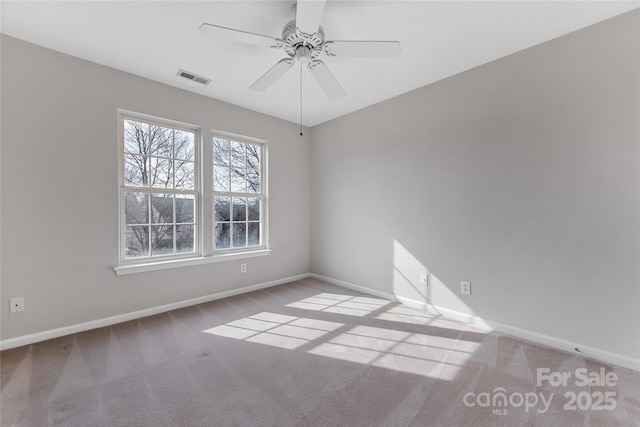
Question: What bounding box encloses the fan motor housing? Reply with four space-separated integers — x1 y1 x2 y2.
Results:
282 19 325 48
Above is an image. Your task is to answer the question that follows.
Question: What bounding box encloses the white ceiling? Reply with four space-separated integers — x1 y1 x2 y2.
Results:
1 1 637 127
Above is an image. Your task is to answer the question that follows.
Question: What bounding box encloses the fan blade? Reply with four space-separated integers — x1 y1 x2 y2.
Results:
250 59 294 91
308 60 345 100
200 23 278 47
324 41 401 58
296 0 326 35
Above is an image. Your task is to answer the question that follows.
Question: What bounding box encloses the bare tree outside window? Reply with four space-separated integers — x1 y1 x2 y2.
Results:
213 137 263 250
122 118 197 259
119 115 266 264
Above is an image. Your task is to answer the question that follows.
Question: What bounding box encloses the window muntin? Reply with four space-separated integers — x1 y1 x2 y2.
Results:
121 116 198 260
213 137 264 251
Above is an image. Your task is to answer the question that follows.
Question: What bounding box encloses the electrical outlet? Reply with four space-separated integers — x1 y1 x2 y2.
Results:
240 263 247 274
10 297 24 313
420 273 428 285
461 281 471 296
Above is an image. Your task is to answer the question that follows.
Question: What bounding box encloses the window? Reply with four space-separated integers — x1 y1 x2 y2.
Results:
117 111 269 273
120 115 198 260
213 136 264 251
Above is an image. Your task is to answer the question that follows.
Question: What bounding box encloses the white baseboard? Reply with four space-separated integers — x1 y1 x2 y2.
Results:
310 273 640 372
0 273 310 351
4 272 638 372
310 273 396 301
310 273 490 327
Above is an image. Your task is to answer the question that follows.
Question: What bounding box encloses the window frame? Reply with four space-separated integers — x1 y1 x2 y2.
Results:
117 110 201 264
212 130 268 254
114 112 271 275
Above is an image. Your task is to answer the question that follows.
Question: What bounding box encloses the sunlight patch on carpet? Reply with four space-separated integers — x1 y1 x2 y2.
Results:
203 294 479 379
203 311 344 350
286 293 390 317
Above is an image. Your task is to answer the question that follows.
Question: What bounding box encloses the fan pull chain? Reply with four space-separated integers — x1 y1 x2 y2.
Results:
300 62 303 136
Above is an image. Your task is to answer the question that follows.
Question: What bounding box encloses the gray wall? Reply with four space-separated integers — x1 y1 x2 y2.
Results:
1 35 310 340
2 10 639 364
310 10 639 360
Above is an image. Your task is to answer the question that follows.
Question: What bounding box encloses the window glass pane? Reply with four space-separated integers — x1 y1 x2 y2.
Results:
174 130 195 161
247 198 261 221
232 198 247 221
175 160 194 190
212 136 263 253
246 144 260 170
126 226 149 258
150 157 172 188
214 165 230 192
124 120 149 155
232 223 246 248
230 168 246 192
176 194 194 223
125 192 149 224
215 196 231 221
214 138 230 165
248 222 260 247
231 141 245 168
247 169 260 193
216 223 230 249
151 225 173 256
150 125 173 158
176 224 194 253
122 115 200 260
124 154 148 186
151 194 174 224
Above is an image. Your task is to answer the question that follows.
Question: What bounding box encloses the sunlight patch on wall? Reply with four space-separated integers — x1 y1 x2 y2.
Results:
393 239 428 304
393 239 474 318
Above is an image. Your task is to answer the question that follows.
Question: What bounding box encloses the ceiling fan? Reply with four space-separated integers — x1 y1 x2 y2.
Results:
200 0 401 101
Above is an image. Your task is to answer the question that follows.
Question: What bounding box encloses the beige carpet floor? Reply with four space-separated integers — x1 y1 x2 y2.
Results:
1 278 639 426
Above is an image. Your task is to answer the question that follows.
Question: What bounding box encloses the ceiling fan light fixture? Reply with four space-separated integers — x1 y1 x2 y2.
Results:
295 45 312 63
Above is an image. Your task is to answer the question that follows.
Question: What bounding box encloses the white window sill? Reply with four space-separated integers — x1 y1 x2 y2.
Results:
113 249 272 276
